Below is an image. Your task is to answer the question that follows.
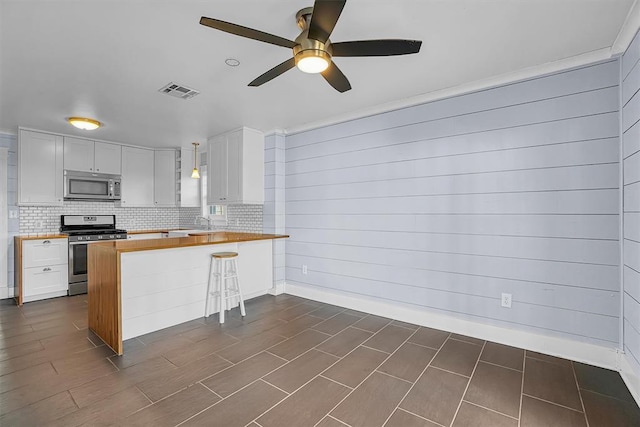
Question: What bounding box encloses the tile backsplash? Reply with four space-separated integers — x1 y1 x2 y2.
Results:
19 202 262 234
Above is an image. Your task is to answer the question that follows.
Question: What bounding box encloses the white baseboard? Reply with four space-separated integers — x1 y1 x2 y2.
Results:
284 282 619 371
619 352 640 405
0 287 14 300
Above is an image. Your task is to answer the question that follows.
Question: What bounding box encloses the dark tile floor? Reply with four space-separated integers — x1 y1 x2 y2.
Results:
1 294 639 426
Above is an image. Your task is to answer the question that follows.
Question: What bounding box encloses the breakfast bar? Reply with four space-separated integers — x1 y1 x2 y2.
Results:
87 232 288 354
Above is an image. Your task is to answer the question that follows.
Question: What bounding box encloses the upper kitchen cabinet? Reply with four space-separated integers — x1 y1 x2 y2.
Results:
18 129 64 206
63 137 122 175
207 127 264 205
178 148 200 207
154 149 176 207
120 146 154 207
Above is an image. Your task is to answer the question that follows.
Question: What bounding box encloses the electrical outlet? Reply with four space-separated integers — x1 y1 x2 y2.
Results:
501 293 512 308
8 210 18 219
302 265 308 275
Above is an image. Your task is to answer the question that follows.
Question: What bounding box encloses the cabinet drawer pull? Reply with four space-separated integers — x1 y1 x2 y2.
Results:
42 240 51 245
43 267 51 272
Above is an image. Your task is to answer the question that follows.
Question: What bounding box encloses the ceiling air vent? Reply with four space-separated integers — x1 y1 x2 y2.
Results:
158 82 200 100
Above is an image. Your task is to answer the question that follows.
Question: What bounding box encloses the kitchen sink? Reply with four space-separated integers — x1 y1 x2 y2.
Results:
167 229 210 237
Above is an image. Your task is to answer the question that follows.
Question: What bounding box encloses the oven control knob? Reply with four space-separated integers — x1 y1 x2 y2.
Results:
110 235 115 239
77 236 83 241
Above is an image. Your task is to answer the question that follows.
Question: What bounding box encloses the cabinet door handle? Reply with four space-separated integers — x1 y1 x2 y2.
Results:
43 267 51 272
42 240 51 244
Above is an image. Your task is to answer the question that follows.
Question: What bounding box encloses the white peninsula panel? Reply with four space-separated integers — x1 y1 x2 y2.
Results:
119 240 272 340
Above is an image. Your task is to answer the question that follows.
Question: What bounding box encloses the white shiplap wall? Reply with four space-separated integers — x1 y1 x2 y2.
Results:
284 60 620 348
622 31 640 383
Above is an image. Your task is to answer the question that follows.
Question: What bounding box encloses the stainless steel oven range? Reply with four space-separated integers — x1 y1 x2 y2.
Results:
60 215 127 295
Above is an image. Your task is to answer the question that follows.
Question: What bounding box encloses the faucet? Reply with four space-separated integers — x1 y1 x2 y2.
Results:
197 216 213 230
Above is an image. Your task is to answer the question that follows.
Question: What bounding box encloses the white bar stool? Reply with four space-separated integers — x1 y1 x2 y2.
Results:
205 251 246 323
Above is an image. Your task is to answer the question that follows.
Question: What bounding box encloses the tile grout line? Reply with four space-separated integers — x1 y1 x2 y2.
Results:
380 330 451 427
259 377 292 396
405 339 445 352
479 359 524 373
326 414 352 426
518 352 525 427
522 393 588 413
349 321 392 334
448 340 487 427
430 364 472 379
318 374 354 390
134 384 154 405
396 407 448 427
199 381 224 400
264 350 289 362
374 369 414 385
360 344 391 354
462 399 519 421
572 362 591 427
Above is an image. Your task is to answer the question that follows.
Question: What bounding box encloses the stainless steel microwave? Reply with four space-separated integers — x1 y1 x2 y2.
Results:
64 170 121 201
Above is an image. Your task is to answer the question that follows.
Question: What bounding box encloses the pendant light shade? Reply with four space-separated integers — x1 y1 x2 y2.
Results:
191 142 200 179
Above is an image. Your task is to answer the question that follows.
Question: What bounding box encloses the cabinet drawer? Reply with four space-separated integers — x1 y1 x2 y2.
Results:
23 239 68 267
23 265 68 299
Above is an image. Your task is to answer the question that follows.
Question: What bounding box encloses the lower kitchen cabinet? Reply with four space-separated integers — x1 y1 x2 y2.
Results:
15 237 69 305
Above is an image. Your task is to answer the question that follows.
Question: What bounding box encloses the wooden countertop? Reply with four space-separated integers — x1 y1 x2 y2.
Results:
92 232 288 253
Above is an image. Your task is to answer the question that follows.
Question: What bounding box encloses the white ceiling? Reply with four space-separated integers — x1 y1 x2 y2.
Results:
0 0 636 148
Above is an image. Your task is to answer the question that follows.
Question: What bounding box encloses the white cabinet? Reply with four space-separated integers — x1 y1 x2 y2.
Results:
178 148 200 207
207 127 264 205
95 142 122 174
18 130 64 206
154 150 177 207
120 146 154 207
21 238 68 303
64 137 121 174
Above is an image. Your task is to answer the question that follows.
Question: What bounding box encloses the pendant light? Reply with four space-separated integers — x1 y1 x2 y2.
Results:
191 142 200 179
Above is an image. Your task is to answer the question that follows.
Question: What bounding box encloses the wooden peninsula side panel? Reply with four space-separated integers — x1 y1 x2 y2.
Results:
88 243 122 354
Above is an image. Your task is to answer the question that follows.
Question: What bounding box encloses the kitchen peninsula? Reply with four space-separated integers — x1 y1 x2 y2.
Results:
88 232 288 354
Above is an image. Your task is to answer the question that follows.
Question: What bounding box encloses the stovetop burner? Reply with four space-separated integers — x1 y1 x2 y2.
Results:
60 215 127 242
64 229 127 236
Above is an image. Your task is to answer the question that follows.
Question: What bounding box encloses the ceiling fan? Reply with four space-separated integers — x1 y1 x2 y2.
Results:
200 0 422 93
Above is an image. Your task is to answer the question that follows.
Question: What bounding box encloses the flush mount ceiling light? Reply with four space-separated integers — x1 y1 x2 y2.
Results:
191 142 201 179
67 117 101 130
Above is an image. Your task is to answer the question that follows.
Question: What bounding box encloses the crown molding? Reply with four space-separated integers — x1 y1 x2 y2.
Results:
285 48 614 136
612 0 640 56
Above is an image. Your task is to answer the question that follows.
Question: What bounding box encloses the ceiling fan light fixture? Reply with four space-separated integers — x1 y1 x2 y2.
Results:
67 117 101 130
295 49 330 74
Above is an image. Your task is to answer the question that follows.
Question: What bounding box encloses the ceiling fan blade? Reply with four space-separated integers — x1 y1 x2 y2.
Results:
248 58 296 87
321 62 351 93
200 17 296 49
307 0 346 43
331 39 422 57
